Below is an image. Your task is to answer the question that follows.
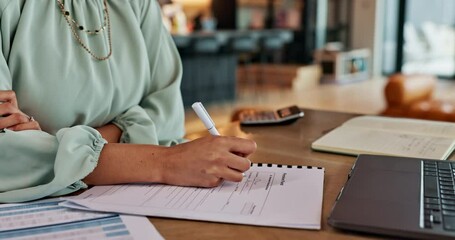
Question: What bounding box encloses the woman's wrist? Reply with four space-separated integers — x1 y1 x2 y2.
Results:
96 124 122 143
84 143 168 185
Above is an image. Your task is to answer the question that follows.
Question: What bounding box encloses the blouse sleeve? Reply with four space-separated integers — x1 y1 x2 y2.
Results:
112 0 185 146
0 5 107 203
0 128 106 203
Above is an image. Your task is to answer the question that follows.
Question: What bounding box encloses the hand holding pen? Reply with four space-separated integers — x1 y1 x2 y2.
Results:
154 102 256 188
190 102 255 180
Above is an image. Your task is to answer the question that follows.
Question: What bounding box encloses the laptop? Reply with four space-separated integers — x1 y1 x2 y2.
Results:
328 154 455 239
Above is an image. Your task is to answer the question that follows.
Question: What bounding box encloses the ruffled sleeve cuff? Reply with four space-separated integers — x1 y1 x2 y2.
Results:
0 126 107 203
112 105 186 146
112 105 160 145
53 126 107 190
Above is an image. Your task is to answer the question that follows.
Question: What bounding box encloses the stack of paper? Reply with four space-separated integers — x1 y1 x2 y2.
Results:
0 163 325 238
62 164 325 230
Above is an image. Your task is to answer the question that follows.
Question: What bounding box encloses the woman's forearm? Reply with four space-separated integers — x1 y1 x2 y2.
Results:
83 143 166 185
82 136 256 188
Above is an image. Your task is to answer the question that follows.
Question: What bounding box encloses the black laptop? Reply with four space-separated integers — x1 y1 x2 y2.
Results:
329 154 455 239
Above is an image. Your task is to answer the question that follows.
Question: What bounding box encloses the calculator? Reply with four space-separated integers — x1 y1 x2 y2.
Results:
239 105 304 125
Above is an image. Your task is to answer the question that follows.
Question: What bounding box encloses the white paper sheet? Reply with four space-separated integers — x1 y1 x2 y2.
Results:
63 164 324 229
0 199 163 240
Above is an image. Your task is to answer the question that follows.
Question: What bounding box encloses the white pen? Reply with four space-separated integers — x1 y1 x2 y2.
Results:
193 102 248 178
192 102 220 136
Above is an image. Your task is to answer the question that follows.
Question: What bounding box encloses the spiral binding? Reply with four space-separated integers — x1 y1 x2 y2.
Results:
251 162 323 170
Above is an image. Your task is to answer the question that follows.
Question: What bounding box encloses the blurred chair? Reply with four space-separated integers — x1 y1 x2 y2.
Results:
180 36 231 106
228 34 258 95
193 36 220 54
258 34 285 89
260 35 285 63
382 74 455 122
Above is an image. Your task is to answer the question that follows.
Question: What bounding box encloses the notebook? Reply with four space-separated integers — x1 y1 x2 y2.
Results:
329 154 455 239
62 163 325 230
311 115 455 160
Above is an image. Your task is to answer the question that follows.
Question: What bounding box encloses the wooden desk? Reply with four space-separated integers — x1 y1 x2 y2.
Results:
152 109 379 239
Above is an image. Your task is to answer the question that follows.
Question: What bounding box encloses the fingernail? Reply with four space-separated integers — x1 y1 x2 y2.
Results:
242 173 246 177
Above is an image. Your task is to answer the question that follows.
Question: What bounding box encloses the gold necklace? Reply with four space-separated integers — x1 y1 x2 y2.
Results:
56 0 112 61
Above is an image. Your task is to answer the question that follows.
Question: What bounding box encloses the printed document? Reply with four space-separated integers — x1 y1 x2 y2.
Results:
63 164 324 229
0 199 163 240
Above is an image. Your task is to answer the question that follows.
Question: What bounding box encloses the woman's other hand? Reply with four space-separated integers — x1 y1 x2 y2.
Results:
0 90 41 131
161 136 257 187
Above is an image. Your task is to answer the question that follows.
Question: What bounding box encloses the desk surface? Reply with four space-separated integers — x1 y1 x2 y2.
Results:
154 108 431 239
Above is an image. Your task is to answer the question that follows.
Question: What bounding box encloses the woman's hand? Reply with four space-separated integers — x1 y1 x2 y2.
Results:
161 136 257 187
0 90 41 131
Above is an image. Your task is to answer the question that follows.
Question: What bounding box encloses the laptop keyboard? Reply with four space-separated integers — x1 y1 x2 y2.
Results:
423 160 455 231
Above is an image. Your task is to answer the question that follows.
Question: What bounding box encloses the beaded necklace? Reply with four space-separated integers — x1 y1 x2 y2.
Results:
56 0 112 61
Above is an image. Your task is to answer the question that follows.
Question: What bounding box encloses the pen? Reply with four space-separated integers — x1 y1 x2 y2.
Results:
192 102 220 136
192 102 249 178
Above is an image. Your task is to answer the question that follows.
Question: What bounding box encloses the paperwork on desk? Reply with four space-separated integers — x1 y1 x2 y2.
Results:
0 199 163 240
62 164 325 230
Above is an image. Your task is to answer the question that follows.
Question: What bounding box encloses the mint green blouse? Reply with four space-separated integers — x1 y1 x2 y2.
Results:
0 0 185 202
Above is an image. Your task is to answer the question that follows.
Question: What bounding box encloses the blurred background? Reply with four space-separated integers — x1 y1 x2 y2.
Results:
156 0 455 134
